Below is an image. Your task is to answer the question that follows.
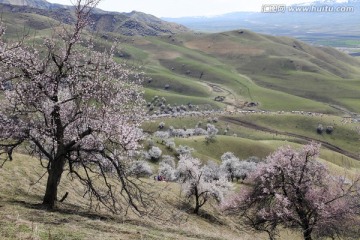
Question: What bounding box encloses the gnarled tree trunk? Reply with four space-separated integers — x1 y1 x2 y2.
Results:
303 228 313 240
42 156 66 209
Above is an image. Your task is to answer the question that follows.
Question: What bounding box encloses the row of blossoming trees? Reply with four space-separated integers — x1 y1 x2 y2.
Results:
148 141 360 239
0 1 359 239
153 151 257 214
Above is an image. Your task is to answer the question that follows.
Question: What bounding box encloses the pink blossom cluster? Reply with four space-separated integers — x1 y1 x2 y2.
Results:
223 142 360 239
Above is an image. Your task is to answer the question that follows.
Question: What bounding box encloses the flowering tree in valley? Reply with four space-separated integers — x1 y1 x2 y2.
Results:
175 145 194 157
158 155 177 181
177 154 232 214
234 161 257 181
223 143 360 240
128 160 153 178
220 152 257 182
148 146 162 160
202 160 221 181
205 123 218 143
221 152 237 162
220 156 241 182
0 0 150 213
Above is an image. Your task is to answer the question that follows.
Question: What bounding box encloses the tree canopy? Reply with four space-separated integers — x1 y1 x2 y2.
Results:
0 0 151 214
223 143 360 240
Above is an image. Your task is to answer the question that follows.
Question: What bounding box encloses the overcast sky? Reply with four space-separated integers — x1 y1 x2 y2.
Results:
46 0 348 17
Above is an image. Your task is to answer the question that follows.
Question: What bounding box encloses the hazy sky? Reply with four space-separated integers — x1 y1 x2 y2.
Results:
46 0 348 17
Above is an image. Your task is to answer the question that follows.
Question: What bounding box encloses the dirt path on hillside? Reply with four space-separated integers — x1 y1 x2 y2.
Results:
221 116 360 161
330 104 360 122
200 81 243 110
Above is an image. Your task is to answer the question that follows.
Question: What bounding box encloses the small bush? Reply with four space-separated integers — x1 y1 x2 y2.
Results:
158 122 165 129
147 139 154 147
205 124 218 143
317 124 324 134
326 126 334 134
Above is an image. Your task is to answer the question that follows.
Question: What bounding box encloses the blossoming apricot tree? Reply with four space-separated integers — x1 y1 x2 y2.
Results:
223 143 360 240
0 0 149 213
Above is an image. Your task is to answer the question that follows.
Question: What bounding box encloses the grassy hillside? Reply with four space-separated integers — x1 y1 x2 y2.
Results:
144 113 360 168
2 140 358 240
2 11 360 113
118 30 360 113
1 6 360 240
1 118 359 239
1 154 307 240
178 31 360 111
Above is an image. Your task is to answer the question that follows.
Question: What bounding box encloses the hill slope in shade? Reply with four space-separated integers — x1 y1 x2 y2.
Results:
0 2 189 36
91 11 189 36
0 0 51 8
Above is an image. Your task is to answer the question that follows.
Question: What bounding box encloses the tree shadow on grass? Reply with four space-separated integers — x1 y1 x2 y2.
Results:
197 210 225 226
177 201 225 226
7 198 115 225
7 196 162 231
5 196 232 240
6 199 156 237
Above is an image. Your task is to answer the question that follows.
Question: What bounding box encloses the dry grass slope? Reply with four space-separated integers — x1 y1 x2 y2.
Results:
0 154 305 240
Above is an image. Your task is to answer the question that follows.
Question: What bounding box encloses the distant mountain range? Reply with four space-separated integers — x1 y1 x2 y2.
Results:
0 0 189 36
163 0 360 49
1 0 359 51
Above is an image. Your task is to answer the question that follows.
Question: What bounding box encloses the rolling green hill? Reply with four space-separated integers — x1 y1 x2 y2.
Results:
1 5 360 114
126 30 360 113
